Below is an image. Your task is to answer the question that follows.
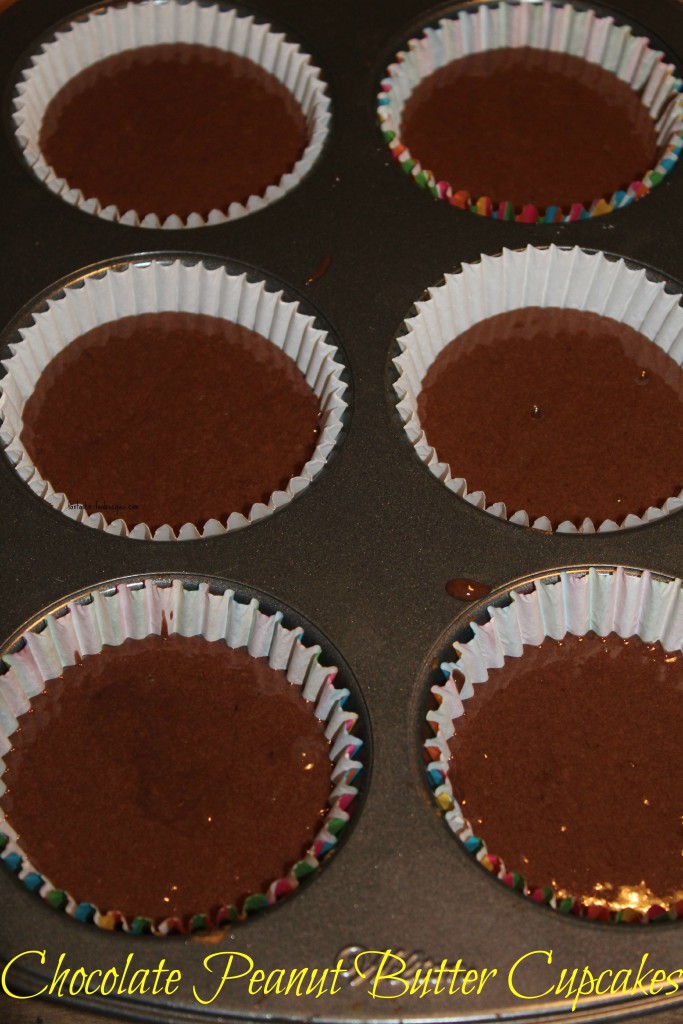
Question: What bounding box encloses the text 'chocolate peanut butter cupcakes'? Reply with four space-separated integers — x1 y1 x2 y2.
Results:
13 0 330 227
424 567 683 925
379 2 683 223
394 245 683 533
0 257 348 540
0 578 364 934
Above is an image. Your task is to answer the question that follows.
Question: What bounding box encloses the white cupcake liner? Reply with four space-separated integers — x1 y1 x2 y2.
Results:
378 1 683 222
0 256 348 540
13 0 331 228
394 244 683 533
0 576 364 935
425 565 683 922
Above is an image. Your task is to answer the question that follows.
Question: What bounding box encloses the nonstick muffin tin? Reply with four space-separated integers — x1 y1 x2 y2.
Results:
3 1 683 1023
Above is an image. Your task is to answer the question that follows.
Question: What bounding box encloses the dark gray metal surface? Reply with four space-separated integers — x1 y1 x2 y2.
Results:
2 0 683 1022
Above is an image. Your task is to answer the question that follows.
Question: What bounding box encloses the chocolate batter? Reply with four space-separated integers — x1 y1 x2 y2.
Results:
39 44 309 220
445 578 491 602
0 634 331 922
449 633 683 913
20 312 321 532
417 307 683 526
400 47 660 210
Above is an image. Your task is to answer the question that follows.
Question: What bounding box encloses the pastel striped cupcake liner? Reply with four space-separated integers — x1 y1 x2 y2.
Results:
0 256 348 541
393 245 683 533
13 0 330 228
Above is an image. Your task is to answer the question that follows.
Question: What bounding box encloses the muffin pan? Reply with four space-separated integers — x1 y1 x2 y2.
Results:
2 1 683 1023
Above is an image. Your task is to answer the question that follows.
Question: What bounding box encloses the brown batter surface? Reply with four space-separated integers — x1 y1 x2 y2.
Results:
417 307 683 526
39 44 308 220
0 634 331 922
401 47 660 210
20 312 321 532
449 633 683 913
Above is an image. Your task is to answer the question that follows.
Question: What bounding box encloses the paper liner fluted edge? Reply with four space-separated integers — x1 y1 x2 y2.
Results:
0 577 364 935
393 245 683 533
378 0 683 223
0 257 348 541
424 566 683 925
12 0 331 229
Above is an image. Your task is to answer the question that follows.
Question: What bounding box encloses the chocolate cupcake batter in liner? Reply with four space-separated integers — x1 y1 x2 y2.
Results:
12 0 330 228
378 1 683 223
424 565 683 924
0 257 347 540
0 577 363 935
393 245 683 533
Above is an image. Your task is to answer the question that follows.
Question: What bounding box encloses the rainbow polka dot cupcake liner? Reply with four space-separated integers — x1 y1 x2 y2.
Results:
378 1 683 224
424 566 683 925
0 577 364 936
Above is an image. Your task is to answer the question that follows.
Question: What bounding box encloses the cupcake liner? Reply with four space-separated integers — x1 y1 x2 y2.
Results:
378 1 683 223
13 0 331 228
0 256 348 540
0 577 364 935
424 565 683 924
393 244 683 533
